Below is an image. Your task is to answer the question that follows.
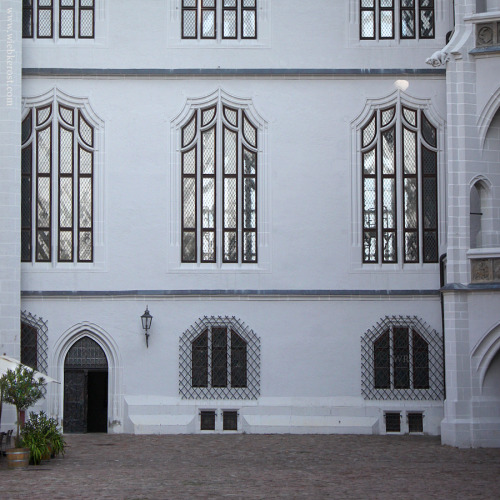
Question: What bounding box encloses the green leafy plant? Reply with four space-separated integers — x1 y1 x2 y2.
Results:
0 366 46 447
21 411 65 465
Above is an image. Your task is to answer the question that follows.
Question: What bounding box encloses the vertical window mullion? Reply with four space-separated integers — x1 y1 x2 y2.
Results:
241 0 257 39
379 0 394 39
23 0 34 38
58 123 74 261
59 0 75 38
400 0 416 39
37 0 53 39
201 0 216 39
360 0 376 40
78 0 95 39
222 0 237 39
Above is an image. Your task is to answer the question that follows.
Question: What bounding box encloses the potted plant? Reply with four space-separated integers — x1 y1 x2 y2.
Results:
0 365 46 468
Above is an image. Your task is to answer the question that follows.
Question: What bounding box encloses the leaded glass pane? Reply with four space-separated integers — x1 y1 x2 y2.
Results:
79 9 94 38
183 0 196 6
22 144 32 174
37 105 51 126
22 176 32 227
243 0 256 6
363 148 376 175
61 0 74 5
202 178 215 228
243 232 256 262
79 177 92 228
183 148 196 174
223 11 236 38
243 148 256 175
37 177 51 226
423 231 438 263
79 147 93 174
22 112 32 144
393 327 410 389
212 328 227 388
364 231 377 262
403 128 416 174
404 178 417 229
242 10 256 38
382 128 395 174
65 336 107 369
23 6 33 37
202 231 215 262
401 10 415 38
423 178 437 229
203 0 215 6
202 10 215 38
363 178 376 228
36 230 50 261
381 107 395 127
421 146 436 175
183 10 197 38
420 8 434 38
21 322 38 370
59 127 73 174
59 230 72 261
78 230 92 261
382 178 395 229
59 105 74 126
374 331 390 388
59 177 73 227
60 9 75 37
224 107 238 126
361 0 374 5
380 11 393 38
383 232 396 262
224 128 237 174
202 106 216 126
79 113 93 147
361 11 375 38
22 230 31 261
182 115 196 147
37 127 51 173
362 115 376 148
39 0 52 6
202 127 215 174
224 232 237 262
243 178 256 229
402 0 414 5
224 0 237 6
183 178 196 228
224 177 237 228
80 0 94 6
231 331 247 387
243 114 257 147
421 112 436 147
380 0 393 6
405 232 418 262
182 232 196 262
403 107 416 126
38 9 53 38
413 331 429 388
192 331 208 387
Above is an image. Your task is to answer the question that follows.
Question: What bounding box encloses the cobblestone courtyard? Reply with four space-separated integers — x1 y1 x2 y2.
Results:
1 433 500 499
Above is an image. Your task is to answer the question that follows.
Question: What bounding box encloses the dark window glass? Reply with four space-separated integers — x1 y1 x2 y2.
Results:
192 330 208 387
385 412 401 432
413 332 429 388
200 410 216 430
211 327 228 387
408 412 423 432
393 327 410 389
231 331 247 387
223 410 238 430
374 330 390 388
21 322 38 370
23 0 34 38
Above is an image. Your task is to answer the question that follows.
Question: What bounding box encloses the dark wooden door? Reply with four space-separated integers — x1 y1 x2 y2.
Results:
63 370 87 433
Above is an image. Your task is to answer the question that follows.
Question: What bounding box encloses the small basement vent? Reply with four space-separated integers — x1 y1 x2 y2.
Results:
408 412 424 433
223 411 238 431
200 410 216 430
385 412 401 432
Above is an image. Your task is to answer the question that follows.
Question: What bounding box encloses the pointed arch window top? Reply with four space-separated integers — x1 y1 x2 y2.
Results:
65 336 108 369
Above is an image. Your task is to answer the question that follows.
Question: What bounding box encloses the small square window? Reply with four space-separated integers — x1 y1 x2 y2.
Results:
200 410 216 430
408 412 424 433
223 410 238 431
385 412 401 432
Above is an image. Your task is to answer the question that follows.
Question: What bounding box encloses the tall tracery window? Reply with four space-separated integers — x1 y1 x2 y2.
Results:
22 0 95 39
181 102 258 264
179 316 260 399
21 100 95 263
182 0 257 40
360 1 435 40
361 102 438 264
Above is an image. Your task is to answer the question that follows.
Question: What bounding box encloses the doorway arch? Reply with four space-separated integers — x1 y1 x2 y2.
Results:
64 336 108 433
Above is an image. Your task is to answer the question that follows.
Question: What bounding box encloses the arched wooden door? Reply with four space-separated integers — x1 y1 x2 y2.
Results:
64 336 108 433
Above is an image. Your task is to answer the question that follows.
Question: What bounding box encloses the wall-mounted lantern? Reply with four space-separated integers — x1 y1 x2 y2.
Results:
141 306 153 348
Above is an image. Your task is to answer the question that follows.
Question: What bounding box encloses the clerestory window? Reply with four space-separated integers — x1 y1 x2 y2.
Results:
361 102 438 264
21 98 96 263
181 101 258 265
182 0 257 40
23 0 95 40
360 0 435 40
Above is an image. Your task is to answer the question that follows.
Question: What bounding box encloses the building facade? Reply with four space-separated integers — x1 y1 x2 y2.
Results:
0 0 499 447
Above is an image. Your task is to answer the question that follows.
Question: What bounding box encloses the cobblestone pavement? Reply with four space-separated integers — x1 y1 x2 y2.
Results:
1 433 500 499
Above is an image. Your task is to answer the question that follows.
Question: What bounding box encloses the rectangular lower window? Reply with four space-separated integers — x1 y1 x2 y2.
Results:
385 412 401 432
408 412 423 433
223 410 238 431
200 410 216 430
